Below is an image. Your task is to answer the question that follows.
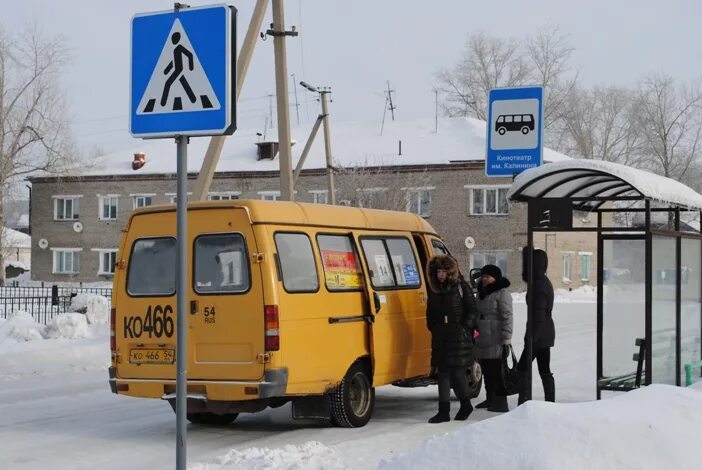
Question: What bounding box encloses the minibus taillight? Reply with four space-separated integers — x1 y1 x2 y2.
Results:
264 305 279 351
110 307 116 352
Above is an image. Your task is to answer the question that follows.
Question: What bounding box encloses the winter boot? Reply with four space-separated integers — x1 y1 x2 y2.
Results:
454 399 473 421
488 395 509 412
541 373 555 403
475 392 493 409
428 401 450 423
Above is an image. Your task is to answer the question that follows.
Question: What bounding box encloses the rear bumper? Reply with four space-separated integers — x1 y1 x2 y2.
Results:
108 367 288 401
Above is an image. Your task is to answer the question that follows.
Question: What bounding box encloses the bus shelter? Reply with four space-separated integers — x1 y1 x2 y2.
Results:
507 160 702 400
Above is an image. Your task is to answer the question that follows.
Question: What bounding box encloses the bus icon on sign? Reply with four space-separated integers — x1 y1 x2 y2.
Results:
495 114 535 135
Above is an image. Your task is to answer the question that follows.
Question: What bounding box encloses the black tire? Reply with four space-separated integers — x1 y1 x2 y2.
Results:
498 127 506 135
186 412 238 425
521 126 530 135
330 361 375 428
467 361 483 399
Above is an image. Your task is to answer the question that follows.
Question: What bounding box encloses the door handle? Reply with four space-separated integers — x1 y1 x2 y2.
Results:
373 292 381 313
190 300 198 315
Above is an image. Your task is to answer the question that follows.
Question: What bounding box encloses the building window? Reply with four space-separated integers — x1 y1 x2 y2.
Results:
54 196 80 220
339 199 352 206
467 186 510 215
470 251 509 276
259 191 281 201
208 192 240 201
406 189 432 217
52 249 81 274
580 252 592 281
310 190 328 204
132 195 153 209
99 196 118 220
167 193 192 203
97 250 118 275
562 253 573 281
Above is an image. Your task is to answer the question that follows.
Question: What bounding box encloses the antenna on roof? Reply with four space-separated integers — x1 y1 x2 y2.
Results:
380 80 396 136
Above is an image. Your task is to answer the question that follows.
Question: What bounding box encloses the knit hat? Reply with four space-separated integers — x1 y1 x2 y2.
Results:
481 264 502 280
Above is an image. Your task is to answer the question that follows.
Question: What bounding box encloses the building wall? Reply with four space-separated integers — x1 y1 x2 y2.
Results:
29 166 592 290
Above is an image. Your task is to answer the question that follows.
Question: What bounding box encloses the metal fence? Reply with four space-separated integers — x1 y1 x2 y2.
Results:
0 285 113 325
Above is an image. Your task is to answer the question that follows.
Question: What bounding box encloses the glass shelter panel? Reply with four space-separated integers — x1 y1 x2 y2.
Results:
602 239 645 378
681 238 702 385
651 236 677 385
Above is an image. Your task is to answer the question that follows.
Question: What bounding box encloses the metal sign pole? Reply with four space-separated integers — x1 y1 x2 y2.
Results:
526 210 534 401
175 135 189 470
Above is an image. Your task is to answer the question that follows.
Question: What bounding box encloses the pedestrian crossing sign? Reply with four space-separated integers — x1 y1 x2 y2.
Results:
130 5 236 138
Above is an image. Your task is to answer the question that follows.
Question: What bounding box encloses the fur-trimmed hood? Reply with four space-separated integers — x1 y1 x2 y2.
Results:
427 255 460 293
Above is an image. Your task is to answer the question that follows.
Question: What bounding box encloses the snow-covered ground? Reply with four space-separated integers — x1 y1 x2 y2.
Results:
0 290 700 470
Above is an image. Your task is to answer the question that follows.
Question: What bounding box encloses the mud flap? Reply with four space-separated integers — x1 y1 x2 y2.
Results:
292 395 331 420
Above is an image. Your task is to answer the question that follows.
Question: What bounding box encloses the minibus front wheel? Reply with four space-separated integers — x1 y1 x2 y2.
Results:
331 361 375 428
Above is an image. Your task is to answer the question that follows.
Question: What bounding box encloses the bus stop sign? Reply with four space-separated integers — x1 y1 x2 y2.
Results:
485 86 543 177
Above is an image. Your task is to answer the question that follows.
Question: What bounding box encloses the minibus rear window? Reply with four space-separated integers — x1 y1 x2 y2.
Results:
127 237 176 296
194 234 250 294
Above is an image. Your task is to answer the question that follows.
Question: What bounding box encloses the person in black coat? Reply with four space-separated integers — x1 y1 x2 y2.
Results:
425 255 478 423
518 247 556 404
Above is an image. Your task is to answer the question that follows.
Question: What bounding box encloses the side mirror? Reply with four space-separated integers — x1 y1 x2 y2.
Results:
469 268 482 289
373 292 381 313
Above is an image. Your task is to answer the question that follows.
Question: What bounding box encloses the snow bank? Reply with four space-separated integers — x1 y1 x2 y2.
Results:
0 311 45 342
69 293 110 324
512 284 596 303
381 385 702 470
44 313 90 339
189 441 346 470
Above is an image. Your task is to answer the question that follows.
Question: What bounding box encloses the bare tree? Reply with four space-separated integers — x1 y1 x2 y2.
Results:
436 26 578 141
436 32 531 120
1 26 78 285
634 73 702 181
561 85 643 165
334 160 433 214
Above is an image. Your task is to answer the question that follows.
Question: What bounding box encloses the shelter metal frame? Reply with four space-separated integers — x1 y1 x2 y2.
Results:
509 162 702 401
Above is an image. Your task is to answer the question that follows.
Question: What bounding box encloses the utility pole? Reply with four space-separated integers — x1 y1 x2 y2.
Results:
380 96 388 136
298 81 335 204
386 80 396 121
291 72 300 125
269 0 298 201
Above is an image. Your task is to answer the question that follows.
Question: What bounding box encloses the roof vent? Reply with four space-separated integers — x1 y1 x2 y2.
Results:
132 152 146 170
255 141 280 161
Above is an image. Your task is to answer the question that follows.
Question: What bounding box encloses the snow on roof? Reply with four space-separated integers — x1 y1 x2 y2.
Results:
508 159 702 211
2 227 31 248
81 117 569 177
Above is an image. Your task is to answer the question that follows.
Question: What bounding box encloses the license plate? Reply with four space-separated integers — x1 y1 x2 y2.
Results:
129 348 175 364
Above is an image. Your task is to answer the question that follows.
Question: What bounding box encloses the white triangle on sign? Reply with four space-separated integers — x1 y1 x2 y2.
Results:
137 19 221 115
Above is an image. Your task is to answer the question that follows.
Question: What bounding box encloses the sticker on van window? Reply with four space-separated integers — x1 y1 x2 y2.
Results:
391 255 405 284
374 254 393 284
321 250 363 288
402 264 420 285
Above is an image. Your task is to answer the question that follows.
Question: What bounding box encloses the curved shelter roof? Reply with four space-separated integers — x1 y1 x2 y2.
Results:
507 160 702 212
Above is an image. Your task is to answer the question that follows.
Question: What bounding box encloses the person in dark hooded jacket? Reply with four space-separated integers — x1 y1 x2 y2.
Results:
473 264 513 412
425 255 478 423
518 247 556 404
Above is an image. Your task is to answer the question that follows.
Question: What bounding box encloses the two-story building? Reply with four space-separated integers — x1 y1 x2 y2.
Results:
28 116 594 289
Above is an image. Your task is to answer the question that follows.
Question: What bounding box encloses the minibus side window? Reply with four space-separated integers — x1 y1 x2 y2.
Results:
194 234 250 294
361 239 396 288
317 234 364 292
385 238 421 287
274 233 319 293
127 237 176 296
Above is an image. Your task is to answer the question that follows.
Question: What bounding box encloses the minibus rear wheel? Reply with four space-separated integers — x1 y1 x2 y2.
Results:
186 412 238 425
331 361 375 428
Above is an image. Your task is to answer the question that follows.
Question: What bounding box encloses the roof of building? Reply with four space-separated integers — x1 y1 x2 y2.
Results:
68 117 570 178
507 159 702 211
2 227 31 249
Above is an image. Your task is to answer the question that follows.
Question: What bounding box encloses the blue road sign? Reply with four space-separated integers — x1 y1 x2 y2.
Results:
485 86 543 177
130 5 236 138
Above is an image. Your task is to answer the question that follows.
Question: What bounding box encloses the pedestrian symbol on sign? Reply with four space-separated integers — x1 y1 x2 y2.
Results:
137 19 221 115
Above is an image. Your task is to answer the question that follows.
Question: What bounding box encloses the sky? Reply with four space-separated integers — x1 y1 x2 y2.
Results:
3 0 702 154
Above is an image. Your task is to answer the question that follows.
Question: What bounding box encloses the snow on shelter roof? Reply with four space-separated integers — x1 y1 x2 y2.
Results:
507 159 702 211
73 117 569 177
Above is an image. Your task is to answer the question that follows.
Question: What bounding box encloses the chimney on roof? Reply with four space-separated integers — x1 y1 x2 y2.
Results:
132 152 146 170
255 141 280 161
